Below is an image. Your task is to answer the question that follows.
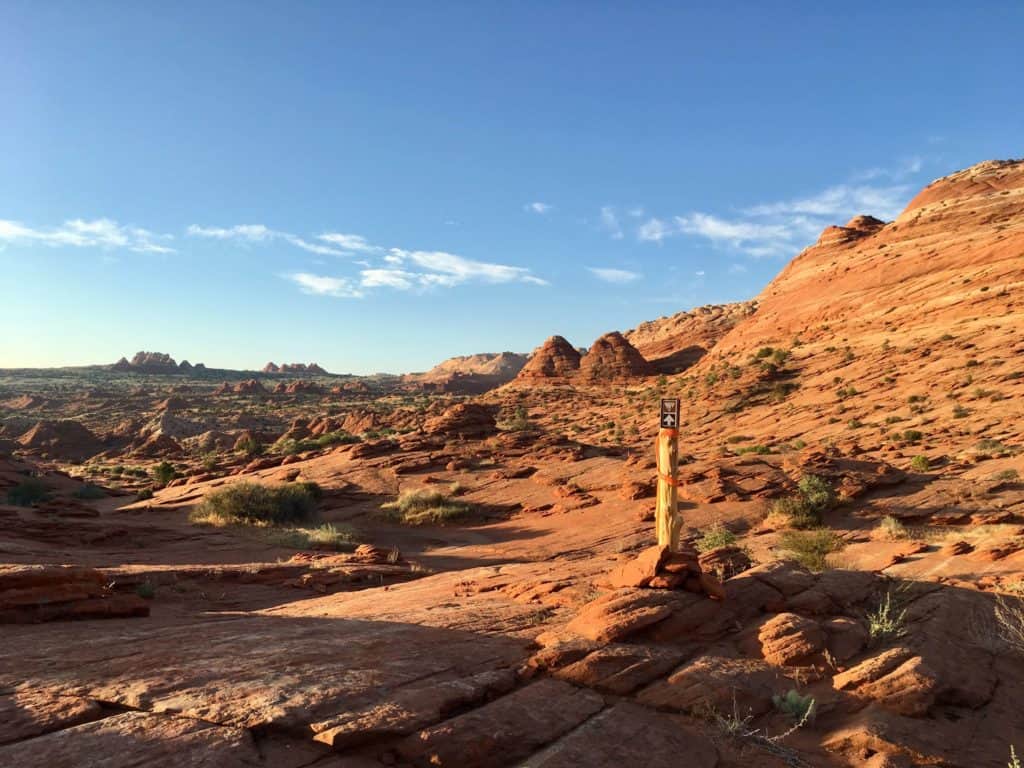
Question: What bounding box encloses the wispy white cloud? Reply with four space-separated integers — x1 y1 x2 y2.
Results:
851 156 923 182
318 232 381 253
637 217 675 243
389 249 548 287
743 184 911 220
188 223 347 256
636 162 920 258
359 268 417 290
0 217 175 253
588 267 641 284
286 272 363 298
524 202 553 215
599 206 623 239
186 224 272 241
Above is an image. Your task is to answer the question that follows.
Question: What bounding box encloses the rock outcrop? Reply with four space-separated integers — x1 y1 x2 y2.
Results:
17 420 103 461
578 332 654 381
423 403 497 439
516 336 582 380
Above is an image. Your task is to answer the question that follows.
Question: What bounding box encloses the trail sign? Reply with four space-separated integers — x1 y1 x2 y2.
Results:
660 398 680 429
656 398 681 552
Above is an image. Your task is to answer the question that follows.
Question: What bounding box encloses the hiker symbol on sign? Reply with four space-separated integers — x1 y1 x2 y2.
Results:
660 398 680 429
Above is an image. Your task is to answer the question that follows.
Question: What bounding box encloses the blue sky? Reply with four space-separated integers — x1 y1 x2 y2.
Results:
2 2 1022 373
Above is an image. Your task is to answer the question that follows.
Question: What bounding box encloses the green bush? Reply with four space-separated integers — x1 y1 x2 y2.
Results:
778 529 844 571
867 591 907 643
152 461 177 488
6 479 52 507
772 689 816 722
381 489 473 525
910 455 930 472
695 523 737 553
190 482 319 526
136 488 155 501
878 515 909 540
768 475 835 529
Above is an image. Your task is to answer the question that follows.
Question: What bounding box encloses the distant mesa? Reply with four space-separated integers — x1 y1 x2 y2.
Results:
262 362 328 375
110 352 205 374
272 380 324 395
403 351 529 394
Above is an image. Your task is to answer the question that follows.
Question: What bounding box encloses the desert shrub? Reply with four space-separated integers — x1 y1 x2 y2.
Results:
236 435 262 458
769 477 833 529
899 430 924 444
135 582 156 599
769 381 799 402
190 482 319 526
790 439 807 451
953 404 970 419
135 488 155 501
995 594 1024 656
778 529 844 571
72 484 106 500
152 461 177 488
910 455 930 472
772 689 816 722
868 591 907 643
994 469 1020 483
262 522 354 550
878 515 909 540
847 418 863 429
695 523 737 553
380 489 473 525
507 405 531 432
1011 745 1022 768
6 479 51 507
798 475 835 511
735 444 772 455
755 346 774 359
449 481 466 496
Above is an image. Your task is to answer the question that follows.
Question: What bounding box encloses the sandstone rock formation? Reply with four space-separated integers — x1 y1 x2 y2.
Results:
516 336 582 380
423 403 497 439
578 332 655 381
262 362 328 374
624 302 757 373
17 420 103 461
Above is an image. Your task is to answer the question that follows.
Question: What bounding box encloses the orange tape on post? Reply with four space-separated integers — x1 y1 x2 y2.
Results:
659 472 679 486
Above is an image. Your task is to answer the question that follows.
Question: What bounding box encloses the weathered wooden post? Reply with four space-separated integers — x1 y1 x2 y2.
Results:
656 398 681 552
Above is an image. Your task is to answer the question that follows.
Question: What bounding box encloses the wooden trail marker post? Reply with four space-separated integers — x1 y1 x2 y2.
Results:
656 398 682 552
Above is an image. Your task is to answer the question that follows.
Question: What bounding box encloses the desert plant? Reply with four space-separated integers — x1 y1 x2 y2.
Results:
910 455 930 472
135 582 156 599
236 435 262 458
994 469 1020 483
1010 745 1022 768
868 591 907 643
380 489 473 525
135 487 154 501
6 479 51 507
190 482 319 526
798 475 835 512
262 522 355 550
995 594 1024 656
152 461 177 488
778 529 844 571
72 484 106 500
878 515 909 540
772 689 816 722
953 404 970 419
695 522 737 553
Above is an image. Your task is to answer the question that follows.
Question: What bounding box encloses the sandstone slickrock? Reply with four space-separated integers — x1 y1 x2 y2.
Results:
393 679 604 768
17 420 103 461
